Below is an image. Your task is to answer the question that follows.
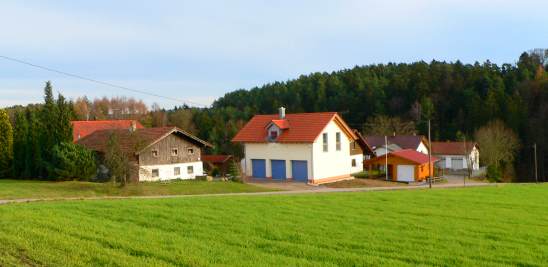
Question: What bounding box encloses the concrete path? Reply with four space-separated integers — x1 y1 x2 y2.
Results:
0 182 499 206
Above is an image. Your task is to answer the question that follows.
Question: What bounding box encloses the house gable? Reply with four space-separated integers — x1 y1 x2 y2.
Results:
138 133 201 166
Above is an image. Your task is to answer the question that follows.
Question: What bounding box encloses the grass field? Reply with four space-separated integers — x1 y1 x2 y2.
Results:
0 184 547 266
0 179 272 200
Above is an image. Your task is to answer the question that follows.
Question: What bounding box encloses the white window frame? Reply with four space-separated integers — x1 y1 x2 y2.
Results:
174 167 181 176
151 169 159 177
187 166 194 174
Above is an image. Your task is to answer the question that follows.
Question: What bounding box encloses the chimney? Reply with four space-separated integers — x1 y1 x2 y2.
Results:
129 120 137 132
279 107 286 119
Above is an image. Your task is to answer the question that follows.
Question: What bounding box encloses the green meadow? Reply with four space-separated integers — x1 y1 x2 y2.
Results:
0 179 271 200
0 184 547 266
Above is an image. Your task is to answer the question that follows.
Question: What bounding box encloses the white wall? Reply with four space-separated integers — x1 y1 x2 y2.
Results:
311 120 353 180
436 151 479 171
350 154 364 174
243 143 312 179
417 141 429 154
139 161 204 181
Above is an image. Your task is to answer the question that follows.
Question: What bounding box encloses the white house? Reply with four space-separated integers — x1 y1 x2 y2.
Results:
364 135 430 156
431 141 480 170
232 108 366 185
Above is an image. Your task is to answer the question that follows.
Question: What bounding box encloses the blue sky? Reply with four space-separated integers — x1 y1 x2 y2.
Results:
1 0 547 108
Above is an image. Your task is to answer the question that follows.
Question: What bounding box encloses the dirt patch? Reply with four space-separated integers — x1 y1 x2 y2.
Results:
323 178 409 188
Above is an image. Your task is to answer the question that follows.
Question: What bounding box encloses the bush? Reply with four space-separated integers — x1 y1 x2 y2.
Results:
486 165 502 182
48 142 97 181
352 171 368 178
228 160 243 183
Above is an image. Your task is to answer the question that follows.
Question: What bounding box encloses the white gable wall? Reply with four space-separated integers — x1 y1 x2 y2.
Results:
311 120 353 180
417 141 429 154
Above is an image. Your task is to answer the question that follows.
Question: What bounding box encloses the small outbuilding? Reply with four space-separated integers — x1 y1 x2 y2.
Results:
364 149 438 182
202 155 233 176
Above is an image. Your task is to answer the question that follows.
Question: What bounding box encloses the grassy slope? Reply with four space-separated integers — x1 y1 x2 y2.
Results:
0 180 271 200
0 184 547 266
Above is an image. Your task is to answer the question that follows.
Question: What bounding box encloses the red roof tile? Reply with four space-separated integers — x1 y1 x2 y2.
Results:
232 112 355 143
71 120 144 142
202 155 233 163
271 119 290 129
431 142 477 155
391 149 438 164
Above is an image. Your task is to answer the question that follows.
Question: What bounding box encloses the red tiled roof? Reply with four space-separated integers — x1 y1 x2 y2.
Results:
71 120 144 142
431 141 477 155
232 112 355 143
391 149 438 164
365 135 427 150
202 155 233 163
77 127 211 155
271 119 290 129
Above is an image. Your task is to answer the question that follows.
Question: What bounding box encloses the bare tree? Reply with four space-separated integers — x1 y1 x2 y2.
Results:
363 115 416 136
474 120 520 171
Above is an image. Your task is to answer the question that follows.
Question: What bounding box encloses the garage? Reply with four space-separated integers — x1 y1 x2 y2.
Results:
271 160 286 180
251 159 266 178
451 158 464 170
397 165 415 182
291 160 308 182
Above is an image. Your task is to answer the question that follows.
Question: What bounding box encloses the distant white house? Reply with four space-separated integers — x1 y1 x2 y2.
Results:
364 135 430 156
232 108 369 185
431 142 480 170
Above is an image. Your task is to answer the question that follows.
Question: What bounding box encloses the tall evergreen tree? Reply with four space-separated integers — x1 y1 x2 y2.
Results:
56 94 74 143
26 108 43 178
12 111 28 178
0 109 14 178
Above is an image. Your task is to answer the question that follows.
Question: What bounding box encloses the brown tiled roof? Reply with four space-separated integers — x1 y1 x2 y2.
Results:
365 135 427 150
71 120 144 142
202 155 233 163
77 127 211 155
232 112 356 143
431 141 477 155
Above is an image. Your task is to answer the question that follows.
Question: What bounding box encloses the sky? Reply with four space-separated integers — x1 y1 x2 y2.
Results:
1 0 547 108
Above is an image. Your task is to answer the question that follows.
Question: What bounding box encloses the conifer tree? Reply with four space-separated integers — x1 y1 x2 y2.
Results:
0 109 13 178
12 111 28 178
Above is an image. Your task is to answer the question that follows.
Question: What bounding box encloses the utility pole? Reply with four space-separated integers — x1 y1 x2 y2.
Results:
385 135 388 181
428 120 432 189
534 143 538 183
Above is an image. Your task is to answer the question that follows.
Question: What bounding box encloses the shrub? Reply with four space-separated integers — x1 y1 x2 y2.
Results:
48 142 97 181
352 171 368 179
228 160 242 183
486 165 502 182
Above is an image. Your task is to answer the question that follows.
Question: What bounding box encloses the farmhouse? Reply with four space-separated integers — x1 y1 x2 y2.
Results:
365 135 429 156
431 141 480 171
364 149 437 182
77 126 212 182
71 120 144 142
232 108 369 185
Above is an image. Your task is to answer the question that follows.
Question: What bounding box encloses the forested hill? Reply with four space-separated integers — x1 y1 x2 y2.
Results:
194 51 547 180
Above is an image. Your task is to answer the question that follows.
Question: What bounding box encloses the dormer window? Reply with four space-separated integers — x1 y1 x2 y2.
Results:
270 130 278 140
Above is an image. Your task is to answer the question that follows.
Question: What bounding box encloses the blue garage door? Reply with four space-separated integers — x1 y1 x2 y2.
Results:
291 160 308 182
251 159 266 178
271 160 286 180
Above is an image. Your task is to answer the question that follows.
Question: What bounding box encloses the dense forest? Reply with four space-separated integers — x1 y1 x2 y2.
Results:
1 50 546 182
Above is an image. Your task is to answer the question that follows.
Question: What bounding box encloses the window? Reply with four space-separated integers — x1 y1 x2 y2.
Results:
322 133 328 152
270 130 278 140
151 150 159 157
171 148 178 156
187 166 194 174
336 132 341 151
187 148 194 154
174 167 181 176
352 159 356 167
151 169 159 177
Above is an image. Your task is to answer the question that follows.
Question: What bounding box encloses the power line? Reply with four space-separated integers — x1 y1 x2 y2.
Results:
0 55 209 107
